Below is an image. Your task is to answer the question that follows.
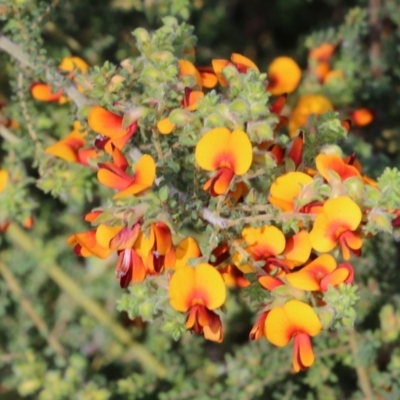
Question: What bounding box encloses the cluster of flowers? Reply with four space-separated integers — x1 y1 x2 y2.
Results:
5 44 394 373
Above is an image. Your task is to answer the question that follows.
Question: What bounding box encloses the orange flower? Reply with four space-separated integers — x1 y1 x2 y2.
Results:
31 56 88 103
350 108 374 126
285 254 354 291
269 172 314 212
45 121 97 166
0 169 8 193
88 106 137 148
219 264 250 288
309 196 362 260
309 43 336 62
265 300 322 372
269 93 289 131
97 147 156 199
134 222 176 275
96 223 146 287
157 87 204 134
249 311 269 341
179 60 218 89
67 230 112 259
169 263 226 342
267 57 301 96
288 94 333 138
195 127 253 196
316 154 360 183
212 53 259 86
232 225 286 274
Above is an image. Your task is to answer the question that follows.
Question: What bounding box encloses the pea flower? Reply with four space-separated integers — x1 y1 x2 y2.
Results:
97 147 156 199
265 300 322 372
316 154 360 183
88 106 137 152
45 121 97 166
179 59 217 89
31 56 89 104
169 263 226 342
309 196 362 260
195 127 253 196
288 94 333 138
267 56 301 96
285 254 354 291
212 53 259 86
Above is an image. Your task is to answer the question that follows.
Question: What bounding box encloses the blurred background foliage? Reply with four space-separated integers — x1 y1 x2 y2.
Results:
1 0 400 399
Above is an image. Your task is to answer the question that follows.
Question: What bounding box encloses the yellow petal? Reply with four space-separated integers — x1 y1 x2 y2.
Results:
95 224 124 248
309 196 362 253
267 57 301 96
169 265 196 312
283 230 311 266
269 172 313 212
0 169 9 193
157 117 175 134
59 56 89 74
195 263 226 310
265 306 292 347
195 128 252 175
284 300 322 337
175 237 202 269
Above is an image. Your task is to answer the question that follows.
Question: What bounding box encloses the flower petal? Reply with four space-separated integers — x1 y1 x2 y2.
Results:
265 306 292 347
88 106 127 138
169 265 196 312
175 237 202 269
283 230 311 266
284 300 322 337
267 57 301 96
316 154 360 182
157 117 175 134
0 169 9 193
31 83 63 102
194 263 226 310
269 172 313 212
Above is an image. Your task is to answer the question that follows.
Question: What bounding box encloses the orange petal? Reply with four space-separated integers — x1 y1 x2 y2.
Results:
152 222 172 255
97 164 131 190
59 56 89 74
211 59 230 86
283 230 311 266
157 117 175 134
293 333 315 372
267 57 301 96
350 108 374 126
258 275 284 291
179 59 202 87
231 53 259 72
88 106 127 138
270 94 287 116
316 154 360 182
113 154 156 198
73 231 112 259
288 94 333 138
31 83 63 102
288 132 304 169
0 169 9 193
309 43 336 61
269 172 313 212
195 127 253 175
197 67 218 88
